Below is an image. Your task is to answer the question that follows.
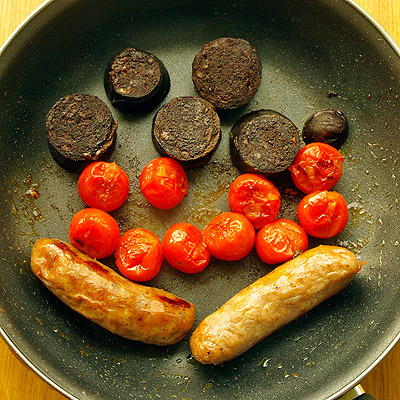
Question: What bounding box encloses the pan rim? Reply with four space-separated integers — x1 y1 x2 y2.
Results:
0 1 399 399
330 3 400 398
346 0 400 58
0 2 77 397
0 0 53 58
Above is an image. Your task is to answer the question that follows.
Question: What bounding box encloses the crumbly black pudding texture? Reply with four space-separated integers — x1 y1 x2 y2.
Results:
152 96 221 168
302 109 348 149
230 110 300 176
46 93 117 172
192 37 262 110
105 47 170 113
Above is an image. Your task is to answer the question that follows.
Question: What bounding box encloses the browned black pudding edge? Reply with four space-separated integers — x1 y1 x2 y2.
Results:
229 109 300 176
302 109 348 149
152 96 221 168
104 47 170 113
46 93 117 173
192 37 262 110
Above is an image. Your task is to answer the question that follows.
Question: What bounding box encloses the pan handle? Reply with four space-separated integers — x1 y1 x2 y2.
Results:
338 385 376 400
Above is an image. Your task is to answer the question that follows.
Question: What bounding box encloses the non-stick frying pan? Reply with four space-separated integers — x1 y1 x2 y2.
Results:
0 0 399 399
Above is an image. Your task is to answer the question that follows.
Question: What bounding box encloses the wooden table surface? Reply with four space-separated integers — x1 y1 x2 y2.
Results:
1 0 399 399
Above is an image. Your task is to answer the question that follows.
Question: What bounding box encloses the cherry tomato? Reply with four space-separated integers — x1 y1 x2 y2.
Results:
288 142 344 194
297 190 349 238
255 219 308 264
69 208 120 259
140 157 189 209
78 161 129 212
115 228 163 282
203 212 255 261
228 173 281 229
163 223 211 273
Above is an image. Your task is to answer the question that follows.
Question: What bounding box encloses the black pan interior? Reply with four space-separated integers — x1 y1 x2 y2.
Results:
0 0 399 399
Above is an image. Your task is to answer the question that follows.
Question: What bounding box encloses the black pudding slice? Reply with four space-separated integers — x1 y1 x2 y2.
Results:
192 37 262 110
230 110 300 176
105 48 170 112
46 93 117 172
302 109 348 148
152 96 221 168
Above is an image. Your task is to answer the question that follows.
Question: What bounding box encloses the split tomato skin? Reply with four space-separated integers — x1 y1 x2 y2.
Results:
78 161 130 212
115 228 163 282
69 208 120 259
203 212 255 261
289 142 344 194
140 157 189 209
297 190 349 239
255 219 308 265
228 173 281 229
163 223 211 274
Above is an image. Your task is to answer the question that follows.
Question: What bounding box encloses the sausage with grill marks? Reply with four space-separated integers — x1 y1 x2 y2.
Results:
31 238 195 346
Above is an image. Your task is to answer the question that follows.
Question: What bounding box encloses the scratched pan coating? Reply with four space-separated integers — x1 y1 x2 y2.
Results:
0 0 399 399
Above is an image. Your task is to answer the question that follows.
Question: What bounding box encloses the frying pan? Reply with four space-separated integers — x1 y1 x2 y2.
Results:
0 0 399 399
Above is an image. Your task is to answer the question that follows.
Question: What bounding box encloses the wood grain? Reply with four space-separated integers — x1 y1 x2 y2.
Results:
0 0 399 399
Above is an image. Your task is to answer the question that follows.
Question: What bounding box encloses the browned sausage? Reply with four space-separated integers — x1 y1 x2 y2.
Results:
31 238 195 345
190 245 364 364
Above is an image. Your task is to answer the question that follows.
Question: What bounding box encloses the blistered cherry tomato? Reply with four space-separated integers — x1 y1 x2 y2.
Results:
163 223 211 273
203 212 255 261
140 157 189 209
228 173 281 229
255 219 308 264
288 142 344 194
69 208 120 259
115 228 163 282
78 161 129 212
297 190 349 238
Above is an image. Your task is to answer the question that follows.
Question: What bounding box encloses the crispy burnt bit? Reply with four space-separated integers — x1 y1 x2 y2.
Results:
105 48 170 113
157 295 192 308
152 96 221 168
229 110 300 176
302 109 348 149
192 37 262 109
53 239 110 275
46 93 117 173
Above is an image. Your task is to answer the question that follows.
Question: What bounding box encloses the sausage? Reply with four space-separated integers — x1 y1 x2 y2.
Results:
190 245 364 364
31 238 195 346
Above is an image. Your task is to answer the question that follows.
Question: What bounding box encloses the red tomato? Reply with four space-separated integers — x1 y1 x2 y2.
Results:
297 190 349 238
69 208 120 259
228 173 281 229
140 157 189 209
163 223 211 273
203 212 255 261
78 161 129 212
255 219 308 264
115 228 163 282
289 142 344 194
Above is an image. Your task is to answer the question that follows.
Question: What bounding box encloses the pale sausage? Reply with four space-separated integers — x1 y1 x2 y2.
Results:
190 245 363 364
